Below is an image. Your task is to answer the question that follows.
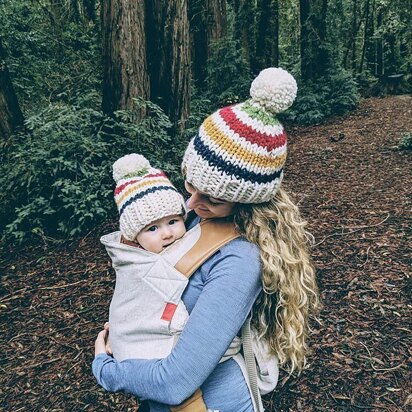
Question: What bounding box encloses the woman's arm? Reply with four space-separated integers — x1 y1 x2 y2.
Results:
92 239 261 405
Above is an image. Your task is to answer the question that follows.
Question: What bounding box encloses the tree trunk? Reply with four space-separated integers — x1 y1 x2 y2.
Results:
300 0 328 81
147 0 191 133
376 6 384 76
351 0 358 70
234 0 257 71
0 39 24 139
101 0 150 118
359 0 370 73
190 0 227 88
256 0 279 71
83 0 96 22
69 0 81 22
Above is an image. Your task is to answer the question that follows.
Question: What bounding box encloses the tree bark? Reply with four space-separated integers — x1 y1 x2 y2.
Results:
147 0 191 132
359 0 370 73
69 0 81 22
190 0 227 88
351 0 358 70
300 0 328 81
234 0 257 71
376 5 384 76
256 0 279 71
0 39 24 139
83 0 96 22
101 0 149 118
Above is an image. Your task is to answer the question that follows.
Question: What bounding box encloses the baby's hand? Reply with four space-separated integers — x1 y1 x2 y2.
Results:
94 322 112 357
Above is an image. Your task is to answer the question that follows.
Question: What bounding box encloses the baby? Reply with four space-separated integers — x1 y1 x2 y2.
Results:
99 153 191 362
112 153 187 252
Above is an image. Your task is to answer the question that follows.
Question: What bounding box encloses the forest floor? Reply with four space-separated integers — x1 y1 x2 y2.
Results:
1 95 411 412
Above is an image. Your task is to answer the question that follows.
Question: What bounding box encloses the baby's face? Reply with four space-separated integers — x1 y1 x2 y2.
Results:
136 214 186 253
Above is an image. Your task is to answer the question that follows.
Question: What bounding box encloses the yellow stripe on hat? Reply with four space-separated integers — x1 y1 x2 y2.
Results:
116 177 172 206
203 116 287 170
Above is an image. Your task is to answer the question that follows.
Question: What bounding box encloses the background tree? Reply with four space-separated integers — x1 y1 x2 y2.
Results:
101 0 149 117
233 0 258 72
0 0 411 242
0 38 23 139
255 0 279 71
190 0 227 88
300 0 329 81
146 0 191 132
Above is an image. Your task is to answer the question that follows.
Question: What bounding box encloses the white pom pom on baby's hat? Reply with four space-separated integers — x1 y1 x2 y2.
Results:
250 67 297 114
112 153 151 183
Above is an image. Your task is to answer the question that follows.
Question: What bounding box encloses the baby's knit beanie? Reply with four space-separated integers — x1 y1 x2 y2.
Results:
113 154 187 241
182 67 297 203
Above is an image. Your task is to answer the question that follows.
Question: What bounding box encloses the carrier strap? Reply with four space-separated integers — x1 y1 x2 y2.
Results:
170 389 207 412
174 219 240 278
171 218 240 412
122 218 241 412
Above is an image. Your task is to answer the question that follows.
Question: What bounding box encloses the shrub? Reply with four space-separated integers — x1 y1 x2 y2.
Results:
0 99 174 243
205 37 252 108
286 69 359 125
399 132 412 151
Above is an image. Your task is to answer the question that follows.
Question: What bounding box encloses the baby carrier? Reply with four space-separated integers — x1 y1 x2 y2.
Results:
101 218 278 412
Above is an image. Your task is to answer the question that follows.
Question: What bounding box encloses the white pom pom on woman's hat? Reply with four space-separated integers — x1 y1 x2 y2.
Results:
250 67 297 114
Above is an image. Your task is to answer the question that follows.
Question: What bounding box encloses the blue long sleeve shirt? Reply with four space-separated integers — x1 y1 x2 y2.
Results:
93 217 262 411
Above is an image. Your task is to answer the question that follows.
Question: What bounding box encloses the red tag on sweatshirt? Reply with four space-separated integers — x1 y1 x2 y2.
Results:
161 303 178 321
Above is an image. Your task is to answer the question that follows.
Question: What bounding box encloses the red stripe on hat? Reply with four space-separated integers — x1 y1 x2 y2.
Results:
114 172 166 195
161 303 178 322
218 106 287 151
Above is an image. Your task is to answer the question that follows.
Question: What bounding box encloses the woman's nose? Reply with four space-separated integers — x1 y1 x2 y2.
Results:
187 191 202 209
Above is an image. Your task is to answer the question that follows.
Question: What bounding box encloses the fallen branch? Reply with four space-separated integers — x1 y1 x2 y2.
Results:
360 342 405 372
314 213 390 247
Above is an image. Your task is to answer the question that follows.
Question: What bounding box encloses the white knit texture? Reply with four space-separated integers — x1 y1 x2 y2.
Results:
250 68 297 114
113 153 151 183
182 143 283 204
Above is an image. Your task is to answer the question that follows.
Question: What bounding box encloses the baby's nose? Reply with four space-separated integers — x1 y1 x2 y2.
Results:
162 227 173 238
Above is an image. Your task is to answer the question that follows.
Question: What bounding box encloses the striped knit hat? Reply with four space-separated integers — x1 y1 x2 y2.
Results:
182 67 297 204
113 154 186 241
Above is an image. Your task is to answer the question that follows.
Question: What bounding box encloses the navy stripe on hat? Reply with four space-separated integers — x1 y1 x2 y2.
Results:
119 186 179 217
193 134 283 184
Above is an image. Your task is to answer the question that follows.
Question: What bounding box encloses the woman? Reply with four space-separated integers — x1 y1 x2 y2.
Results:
93 68 319 411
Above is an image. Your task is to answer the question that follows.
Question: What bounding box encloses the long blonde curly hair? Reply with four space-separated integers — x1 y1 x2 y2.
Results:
233 187 320 374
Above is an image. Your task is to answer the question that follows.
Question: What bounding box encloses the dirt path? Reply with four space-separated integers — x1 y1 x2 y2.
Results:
1 96 411 411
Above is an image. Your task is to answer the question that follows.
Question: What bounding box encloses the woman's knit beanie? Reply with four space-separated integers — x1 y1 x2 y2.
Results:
113 154 187 241
182 67 297 204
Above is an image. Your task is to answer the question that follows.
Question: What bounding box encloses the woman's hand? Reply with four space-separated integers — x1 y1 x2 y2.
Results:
95 322 112 357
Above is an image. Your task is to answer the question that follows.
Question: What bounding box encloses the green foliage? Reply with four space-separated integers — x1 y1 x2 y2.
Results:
0 0 100 115
205 37 252 108
287 69 359 125
0 98 173 243
399 132 412 151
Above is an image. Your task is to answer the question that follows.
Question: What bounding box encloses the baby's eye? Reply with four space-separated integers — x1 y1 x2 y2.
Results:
147 225 157 232
169 219 177 225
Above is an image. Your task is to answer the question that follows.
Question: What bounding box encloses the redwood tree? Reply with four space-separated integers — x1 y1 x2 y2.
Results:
101 0 150 117
256 0 279 71
300 0 328 81
190 0 227 88
0 38 24 139
146 0 191 132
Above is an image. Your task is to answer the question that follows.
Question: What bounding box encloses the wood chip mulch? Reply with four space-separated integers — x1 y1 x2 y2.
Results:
1 95 411 411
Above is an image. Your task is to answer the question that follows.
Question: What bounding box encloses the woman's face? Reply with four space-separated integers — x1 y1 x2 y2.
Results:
184 181 236 219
